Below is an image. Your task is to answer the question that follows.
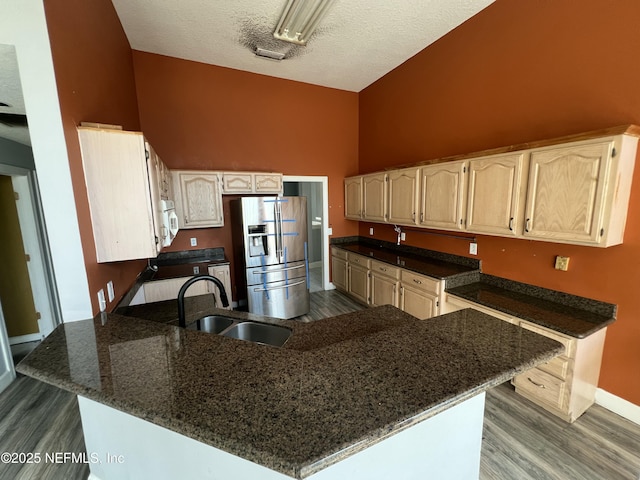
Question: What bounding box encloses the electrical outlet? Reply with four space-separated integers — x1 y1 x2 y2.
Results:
97 289 106 312
327 227 333 235
469 242 478 255
193 266 200 275
369 227 374 235
555 255 570 271
107 281 115 302
400 232 406 241
190 237 197 247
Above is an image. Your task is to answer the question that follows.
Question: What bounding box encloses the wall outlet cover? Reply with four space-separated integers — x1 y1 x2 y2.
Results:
190 237 197 247
97 289 106 312
555 255 570 271
107 281 115 302
369 227 374 235
400 232 406 241
469 242 478 255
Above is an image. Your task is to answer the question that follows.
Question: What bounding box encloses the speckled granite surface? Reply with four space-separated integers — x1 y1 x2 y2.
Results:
331 239 479 281
17 306 562 479
446 274 616 338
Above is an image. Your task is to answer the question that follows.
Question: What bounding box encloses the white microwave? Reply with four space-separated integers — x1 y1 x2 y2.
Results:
160 199 179 247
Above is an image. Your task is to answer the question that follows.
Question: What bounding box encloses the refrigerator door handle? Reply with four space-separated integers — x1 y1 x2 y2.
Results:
274 200 283 262
252 265 306 274
253 280 306 292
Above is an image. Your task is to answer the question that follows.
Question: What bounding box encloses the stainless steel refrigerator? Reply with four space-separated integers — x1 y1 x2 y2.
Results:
233 196 310 319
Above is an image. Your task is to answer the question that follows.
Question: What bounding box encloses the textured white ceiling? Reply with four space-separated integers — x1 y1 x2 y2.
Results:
0 43 30 146
112 0 495 92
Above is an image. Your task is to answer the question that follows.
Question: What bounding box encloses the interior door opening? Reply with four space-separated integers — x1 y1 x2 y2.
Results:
283 176 330 292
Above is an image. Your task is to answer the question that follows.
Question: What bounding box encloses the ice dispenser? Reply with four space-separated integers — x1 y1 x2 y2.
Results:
247 225 268 257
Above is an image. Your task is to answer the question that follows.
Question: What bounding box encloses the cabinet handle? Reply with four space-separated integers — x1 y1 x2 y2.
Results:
525 218 530 232
413 279 422 284
527 377 546 389
420 212 424 222
509 217 514 231
380 267 386 272
412 212 416 221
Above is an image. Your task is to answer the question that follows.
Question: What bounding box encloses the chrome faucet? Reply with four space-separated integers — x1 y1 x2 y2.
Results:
177 275 230 328
394 225 402 246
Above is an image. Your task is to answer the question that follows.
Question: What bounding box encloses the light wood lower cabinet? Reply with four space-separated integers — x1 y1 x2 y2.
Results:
347 252 371 304
442 293 606 423
331 247 442 319
331 251 348 292
142 277 209 304
399 270 441 320
370 260 400 307
208 265 233 310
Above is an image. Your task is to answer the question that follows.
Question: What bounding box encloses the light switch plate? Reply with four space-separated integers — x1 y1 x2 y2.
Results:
190 237 197 247
97 289 106 312
469 242 478 255
369 227 374 235
555 255 570 271
400 232 406 241
107 281 115 302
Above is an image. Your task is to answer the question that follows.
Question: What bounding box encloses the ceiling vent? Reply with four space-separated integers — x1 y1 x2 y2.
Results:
255 48 286 61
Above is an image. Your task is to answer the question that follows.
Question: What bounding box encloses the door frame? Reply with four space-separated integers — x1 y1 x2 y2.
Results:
0 164 60 341
283 175 332 291
0 300 16 393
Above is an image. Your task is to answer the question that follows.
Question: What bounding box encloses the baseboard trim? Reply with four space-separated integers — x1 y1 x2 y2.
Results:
9 333 42 345
595 388 640 425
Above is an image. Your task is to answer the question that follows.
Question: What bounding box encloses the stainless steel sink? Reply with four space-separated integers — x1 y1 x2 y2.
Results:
188 315 236 334
221 321 292 347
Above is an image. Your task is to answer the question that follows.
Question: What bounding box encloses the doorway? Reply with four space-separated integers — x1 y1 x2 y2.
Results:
283 176 330 292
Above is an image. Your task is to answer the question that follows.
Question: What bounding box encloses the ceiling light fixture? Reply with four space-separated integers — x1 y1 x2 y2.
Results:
273 0 337 45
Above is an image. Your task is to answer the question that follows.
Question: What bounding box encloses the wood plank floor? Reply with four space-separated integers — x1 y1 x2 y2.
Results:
1 290 638 480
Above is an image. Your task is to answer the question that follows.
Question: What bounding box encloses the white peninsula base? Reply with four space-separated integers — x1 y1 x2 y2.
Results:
79 393 485 480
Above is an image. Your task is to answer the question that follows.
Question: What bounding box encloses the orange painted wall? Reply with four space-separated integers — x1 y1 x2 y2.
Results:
358 0 640 404
44 0 145 314
132 52 359 295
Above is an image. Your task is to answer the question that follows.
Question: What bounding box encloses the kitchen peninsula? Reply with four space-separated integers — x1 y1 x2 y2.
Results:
17 301 563 480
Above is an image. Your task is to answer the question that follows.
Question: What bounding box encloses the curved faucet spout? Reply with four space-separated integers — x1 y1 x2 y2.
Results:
177 274 230 328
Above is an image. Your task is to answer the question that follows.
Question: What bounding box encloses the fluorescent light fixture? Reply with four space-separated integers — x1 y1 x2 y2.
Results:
273 0 337 45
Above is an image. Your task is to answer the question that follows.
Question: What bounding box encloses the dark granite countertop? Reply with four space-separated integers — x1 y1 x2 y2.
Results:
446 274 616 338
331 238 479 281
17 305 562 479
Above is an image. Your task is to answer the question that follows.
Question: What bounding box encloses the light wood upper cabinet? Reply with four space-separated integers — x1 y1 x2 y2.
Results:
363 173 387 222
221 172 283 194
523 138 636 246
344 176 363 220
78 127 166 263
173 170 224 228
466 153 527 236
254 173 283 193
388 168 419 225
418 161 467 230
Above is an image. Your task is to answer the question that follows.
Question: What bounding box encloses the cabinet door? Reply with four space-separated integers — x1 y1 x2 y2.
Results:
388 168 419 225
143 277 208 303
145 143 164 253
466 153 526 236
370 272 398 307
208 265 233 310
344 176 363 220
363 173 387 222
419 161 467 230
523 141 613 244
175 171 224 228
331 256 348 291
255 174 283 193
222 173 253 194
400 286 438 320
78 128 158 263
348 264 370 304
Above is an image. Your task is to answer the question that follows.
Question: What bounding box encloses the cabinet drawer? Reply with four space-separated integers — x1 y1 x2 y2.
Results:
370 260 400 279
347 252 371 268
400 270 439 294
514 368 568 411
331 247 348 261
520 321 576 357
537 355 572 380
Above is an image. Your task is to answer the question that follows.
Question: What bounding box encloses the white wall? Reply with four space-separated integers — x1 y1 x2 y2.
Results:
0 1 92 322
